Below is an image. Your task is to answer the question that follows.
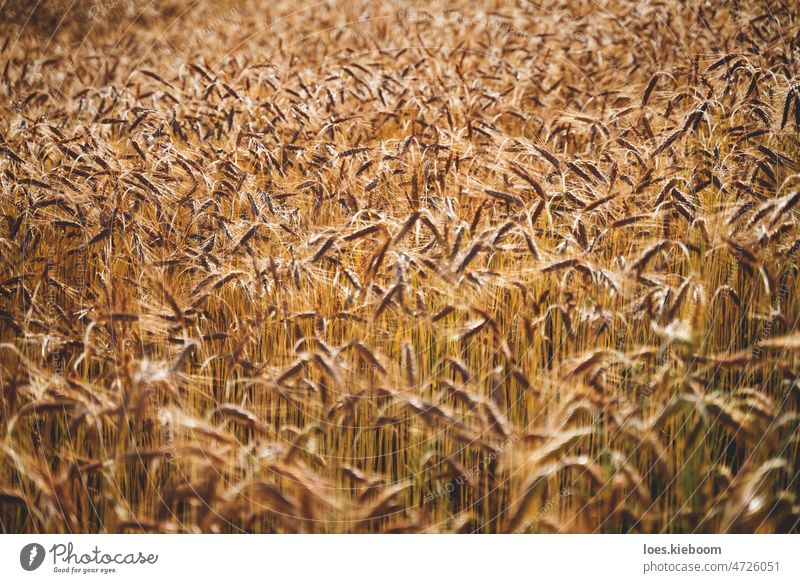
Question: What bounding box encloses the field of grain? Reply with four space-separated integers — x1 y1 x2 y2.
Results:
1 0 799 533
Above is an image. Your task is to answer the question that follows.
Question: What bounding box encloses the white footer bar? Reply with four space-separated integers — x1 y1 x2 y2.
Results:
1 535 797 582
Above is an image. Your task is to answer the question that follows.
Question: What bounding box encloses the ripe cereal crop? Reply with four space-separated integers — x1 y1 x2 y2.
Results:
0 0 799 533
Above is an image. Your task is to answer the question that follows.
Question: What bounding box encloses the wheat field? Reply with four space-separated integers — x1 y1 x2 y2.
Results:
1 0 799 534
